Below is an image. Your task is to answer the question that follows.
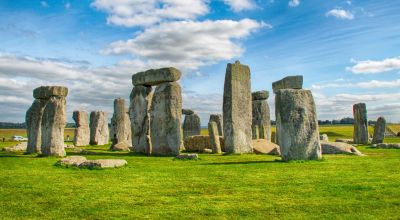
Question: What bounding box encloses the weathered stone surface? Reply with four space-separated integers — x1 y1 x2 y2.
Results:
130 85 152 154
223 61 252 154
203 148 213 153
57 156 87 166
90 111 109 145
80 159 128 168
208 122 221 153
252 125 259 140
3 142 27 152
183 113 201 139
111 98 132 147
252 139 280 155
209 114 223 136
175 154 198 160
41 96 67 157
26 99 46 154
252 90 269 100
110 142 131 151
33 86 68 99
184 135 225 152
182 109 194 115
321 141 364 156
353 103 369 144
252 99 271 142
335 139 353 144
272 75 303 93
150 82 182 156
132 67 181 86
375 143 400 149
372 117 386 144
320 134 329 142
72 111 90 147
275 89 321 161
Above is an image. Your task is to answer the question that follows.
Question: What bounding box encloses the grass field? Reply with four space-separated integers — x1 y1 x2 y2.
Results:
1 125 399 219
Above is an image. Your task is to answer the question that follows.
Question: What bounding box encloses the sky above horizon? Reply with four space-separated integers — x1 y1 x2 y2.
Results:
0 0 399 125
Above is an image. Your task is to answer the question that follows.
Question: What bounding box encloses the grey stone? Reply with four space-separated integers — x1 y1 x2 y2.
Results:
183 113 201 139
202 148 213 153
110 142 131 151
90 111 109 145
111 98 132 147
376 143 400 149
272 75 303 93
129 85 153 154
72 111 90 147
33 86 68 99
80 159 128 168
252 99 271 142
26 99 46 154
275 89 321 161
335 139 353 144
372 117 386 144
182 109 194 115
252 125 259 140
223 61 253 154
208 121 221 154
321 141 364 156
3 142 27 152
150 82 182 156
209 114 223 136
252 139 280 155
132 67 181 86
353 103 369 144
252 90 269 100
41 96 67 157
57 156 87 166
175 154 199 160
320 134 329 142
184 135 224 152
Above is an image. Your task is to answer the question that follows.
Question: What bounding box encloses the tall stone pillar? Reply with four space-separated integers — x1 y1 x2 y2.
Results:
209 114 223 136
72 111 90 147
111 98 131 146
90 111 109 145
353 103 369 144
252 90 271 141
182 109 201 139
372 116 386 144
26 99 46 154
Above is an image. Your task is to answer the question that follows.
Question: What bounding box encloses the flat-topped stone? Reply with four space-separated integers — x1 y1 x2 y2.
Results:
33 86 68 99
132 67 181 86
80 159 128 168
272 75 303 93
252 90 269 100
182 109 194 115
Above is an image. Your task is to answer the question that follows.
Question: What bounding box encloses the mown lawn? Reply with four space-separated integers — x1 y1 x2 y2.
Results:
0 126 399 219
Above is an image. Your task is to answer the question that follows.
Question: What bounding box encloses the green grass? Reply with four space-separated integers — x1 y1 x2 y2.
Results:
0 126 400 219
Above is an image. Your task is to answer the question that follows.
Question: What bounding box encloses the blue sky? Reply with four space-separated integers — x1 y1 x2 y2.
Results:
0 0 399 124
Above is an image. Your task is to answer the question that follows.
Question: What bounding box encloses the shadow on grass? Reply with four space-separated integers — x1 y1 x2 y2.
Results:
204 159 283 165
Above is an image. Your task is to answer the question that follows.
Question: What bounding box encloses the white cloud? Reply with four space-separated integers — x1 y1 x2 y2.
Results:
312 79 400 89
326 9 354 20
224 0 257 12
101 19 267 71
91 0 209 27
288 0 300 7
346 57 400 74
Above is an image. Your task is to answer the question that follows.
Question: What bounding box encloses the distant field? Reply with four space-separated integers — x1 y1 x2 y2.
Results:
0 128 75 141
388 124 400 134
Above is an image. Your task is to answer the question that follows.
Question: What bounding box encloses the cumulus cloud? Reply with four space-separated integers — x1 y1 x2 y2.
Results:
326 9 354 20
346 57 400 74
288 0 300 7
312 79 400 89
91 0 209 27
224 0 257 12
102 19 267 71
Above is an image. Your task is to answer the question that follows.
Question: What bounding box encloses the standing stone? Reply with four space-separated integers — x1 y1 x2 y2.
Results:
209 114 223 136
223 61 252 154
26 99 46 154
183 113 201 139
150 82 182 155
72 111 90 147
275 89 321 161
252 125 259 140
353 103 369 144
372 116 386 144
111 98 132 146
130 85 153 154
252 90 271 142
208 122 221 153
41 96 67 157
90 111 109 145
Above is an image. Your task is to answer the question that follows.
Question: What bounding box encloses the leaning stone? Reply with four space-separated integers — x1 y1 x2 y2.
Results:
372 117 386 144
175 154 199 160
376 143 400 149
209 114 223 136
150 82 182 156
57 156 87 166
272 75 303 93
183 113 201 139
353 103 369 144
111 98 132 147
129 85 152 154
33 86 68 99
321 141 364 156
252 90 269 100
41 96 67 157
132 67 181 86
89 111 109 145
252 139 280 155
72 111 90 147
223 61 252 153
320 134 329 142
208 121 221 154
275 89 321 161
80 159 128 168
3 142 28 152
182 109 194 115
26 99 46 154
252 98 271 142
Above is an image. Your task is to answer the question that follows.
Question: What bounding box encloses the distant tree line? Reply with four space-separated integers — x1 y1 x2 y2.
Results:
0 122 76 129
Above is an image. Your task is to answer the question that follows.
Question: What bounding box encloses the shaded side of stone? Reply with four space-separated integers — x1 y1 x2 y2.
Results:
353 103 369 144
252 99 271 142
183 113 201 139
26 99 46 154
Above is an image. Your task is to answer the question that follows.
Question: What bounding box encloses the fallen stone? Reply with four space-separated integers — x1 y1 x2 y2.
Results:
57 156 87 166
321 141 364 156
3 142 27 152
372 117 386 144
33 86 68 99
335 139 353 144
182 109 194 115
111 142 131 151
79 159 128 168
175 154 199 160
252 139 280 155
375 143 400 149
320 134 329 142
252 90 269 100
72 111 90 147
272 75 303 93
353 103 369 144
209 114 223 136
132 67 181 86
